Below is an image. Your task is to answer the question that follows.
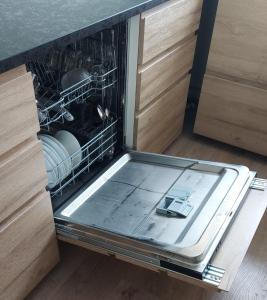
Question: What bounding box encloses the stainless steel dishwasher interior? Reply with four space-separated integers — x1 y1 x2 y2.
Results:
27 22 127 210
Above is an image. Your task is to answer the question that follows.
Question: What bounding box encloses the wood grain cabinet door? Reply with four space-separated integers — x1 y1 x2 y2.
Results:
0 70 39 157
139 0 203 65
0 139 47 223
135 76 190 153
195 0 267 155
0 191 59 300
134 0 202 153
195 75 267 156
0 65 59 299
136 36 196 111
207 0 267 86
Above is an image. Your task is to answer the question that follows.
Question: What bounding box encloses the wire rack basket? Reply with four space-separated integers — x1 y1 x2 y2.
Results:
32 64 117 128
28 29 118 128
47 118 118 197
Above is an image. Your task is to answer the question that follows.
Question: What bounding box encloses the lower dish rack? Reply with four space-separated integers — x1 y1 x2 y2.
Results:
46 118 118 197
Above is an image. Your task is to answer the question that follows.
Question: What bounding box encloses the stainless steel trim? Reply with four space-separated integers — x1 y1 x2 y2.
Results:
250 178 267 191
125 15 140 148
203 265 225 286
57 223 160 266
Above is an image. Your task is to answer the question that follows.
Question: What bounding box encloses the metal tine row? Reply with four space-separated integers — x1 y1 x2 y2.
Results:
29 29 118 128
50 119 118 197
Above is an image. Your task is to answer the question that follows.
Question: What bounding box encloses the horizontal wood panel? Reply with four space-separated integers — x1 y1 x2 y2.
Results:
0 191 59 296
136 37 196 111
212 188 267 291
0 138 47 223
0 65 27 85
207 0 267 86
139 0 202 64
194 75 267 156
0 71 39 156
135 76 190 153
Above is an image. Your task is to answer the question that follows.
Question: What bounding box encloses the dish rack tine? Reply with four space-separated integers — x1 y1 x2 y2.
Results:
49 119 118 197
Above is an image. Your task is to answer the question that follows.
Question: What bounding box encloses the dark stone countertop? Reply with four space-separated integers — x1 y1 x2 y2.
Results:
0 0 168 73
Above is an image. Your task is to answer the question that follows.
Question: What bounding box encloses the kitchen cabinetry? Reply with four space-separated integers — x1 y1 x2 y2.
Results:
134 0 203 153
0 66 40 156
0 0 266 298
0 67 59 300
194 0 267 156
135 76 190 153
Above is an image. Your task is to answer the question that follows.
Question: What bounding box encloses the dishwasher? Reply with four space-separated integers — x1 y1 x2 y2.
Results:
26 20 264 289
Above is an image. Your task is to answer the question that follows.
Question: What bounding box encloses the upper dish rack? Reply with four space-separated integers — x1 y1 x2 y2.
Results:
28 29 118 128
32 66 117 127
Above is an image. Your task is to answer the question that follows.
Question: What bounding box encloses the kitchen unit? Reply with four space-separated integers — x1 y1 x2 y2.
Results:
0 0 266 299
194 0 267 156
0 66 59 299
133 0 202 152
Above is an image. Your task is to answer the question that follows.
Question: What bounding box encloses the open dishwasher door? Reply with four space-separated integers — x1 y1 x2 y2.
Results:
54 151 267 291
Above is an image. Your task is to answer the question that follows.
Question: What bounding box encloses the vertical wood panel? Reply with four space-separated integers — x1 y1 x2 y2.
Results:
135 76 190 153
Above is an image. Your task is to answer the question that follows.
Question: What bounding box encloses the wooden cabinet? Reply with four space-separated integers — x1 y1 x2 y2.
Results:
0 191 59 299
133 0 203 153
208 189 267 291
0 66 39 157
136 37 196 111
135 76 190 152
0 66 59 300
206 0 267 87
0 139 47 223
139 0 202 65
195 0 267 155
195 75 267 156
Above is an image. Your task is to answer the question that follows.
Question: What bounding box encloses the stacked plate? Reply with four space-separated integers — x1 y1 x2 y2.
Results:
39 131 82 189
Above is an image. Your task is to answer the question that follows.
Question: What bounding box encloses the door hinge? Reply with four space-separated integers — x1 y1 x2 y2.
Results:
249 178 267 191
202 264 225 286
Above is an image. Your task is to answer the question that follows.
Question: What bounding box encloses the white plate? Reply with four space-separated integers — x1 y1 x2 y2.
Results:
41 134 72 179
42 141 65 181
42 145 59 188
40 136 67 181
54 130 82 169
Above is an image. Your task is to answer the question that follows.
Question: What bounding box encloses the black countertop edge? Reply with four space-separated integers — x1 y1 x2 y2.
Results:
0 0 168 74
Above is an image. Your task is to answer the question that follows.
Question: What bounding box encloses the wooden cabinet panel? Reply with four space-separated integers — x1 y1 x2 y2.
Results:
0 191 59 299
0 138 47 223
139 0 202 64
207 0 267 86
1 239 58 300
194 75 267 156
136 37 196 111
0 65 27 85
0 71 39 157
135 76 190 153
211 188 267 291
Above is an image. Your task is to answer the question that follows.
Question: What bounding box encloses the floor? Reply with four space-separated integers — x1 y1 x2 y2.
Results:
28 132 267 300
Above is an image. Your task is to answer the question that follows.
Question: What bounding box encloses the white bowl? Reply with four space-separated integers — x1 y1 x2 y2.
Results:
54 130 82 169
